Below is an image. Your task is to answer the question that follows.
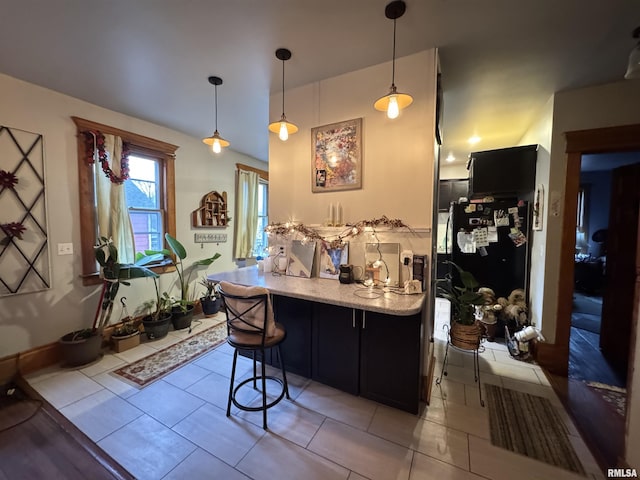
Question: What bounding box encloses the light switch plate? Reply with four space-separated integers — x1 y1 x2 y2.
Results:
57 243 73 255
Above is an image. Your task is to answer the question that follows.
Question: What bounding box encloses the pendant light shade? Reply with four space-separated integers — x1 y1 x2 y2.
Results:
202 76 230 153
624 26 640 80
269 48 298 141
374 0 413 118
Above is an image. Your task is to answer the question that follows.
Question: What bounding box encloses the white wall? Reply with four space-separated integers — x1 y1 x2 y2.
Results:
269 50 438 229
0 73 266 357
439 163 469 180
542 79 640 468
518 94 554 330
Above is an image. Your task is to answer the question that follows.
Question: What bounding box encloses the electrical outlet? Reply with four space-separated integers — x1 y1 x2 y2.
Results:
276 244 287 257
400 250 413 266
57 243 73 255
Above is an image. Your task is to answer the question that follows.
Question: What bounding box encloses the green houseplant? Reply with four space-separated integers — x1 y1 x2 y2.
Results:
199 277 221 317
60 237 158 365
436 261 486 350
139 233 221 331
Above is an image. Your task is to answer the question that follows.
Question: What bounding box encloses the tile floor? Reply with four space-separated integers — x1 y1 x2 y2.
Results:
25 300 604 480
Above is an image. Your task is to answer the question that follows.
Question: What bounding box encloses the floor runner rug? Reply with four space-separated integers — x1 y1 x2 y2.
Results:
485 384 585 475
112 321 227 387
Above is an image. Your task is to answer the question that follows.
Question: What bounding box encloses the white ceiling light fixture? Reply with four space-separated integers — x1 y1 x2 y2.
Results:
202 76 230 154
374 0 413 119
268 48 298 141
468 135 481 145
624 26 640 80
445 153 456 163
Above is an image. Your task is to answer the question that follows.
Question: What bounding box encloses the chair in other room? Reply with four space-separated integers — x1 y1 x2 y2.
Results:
219 281 290 430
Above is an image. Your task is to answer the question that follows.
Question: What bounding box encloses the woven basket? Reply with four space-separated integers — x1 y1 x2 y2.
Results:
450 321 482 350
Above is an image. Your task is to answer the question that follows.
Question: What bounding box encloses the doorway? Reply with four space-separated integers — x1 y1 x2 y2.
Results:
569 153 640 390
540 124 640 468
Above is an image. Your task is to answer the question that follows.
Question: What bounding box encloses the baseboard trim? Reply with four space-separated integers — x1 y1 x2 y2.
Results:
534 341 568 376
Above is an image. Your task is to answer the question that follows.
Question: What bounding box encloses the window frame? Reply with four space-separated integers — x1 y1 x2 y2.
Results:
73 116 179 286
235 163 269 259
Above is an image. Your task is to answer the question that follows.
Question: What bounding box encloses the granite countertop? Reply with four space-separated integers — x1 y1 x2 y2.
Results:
208 266 426 316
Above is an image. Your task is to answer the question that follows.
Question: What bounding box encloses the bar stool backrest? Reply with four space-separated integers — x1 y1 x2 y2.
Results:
219 281 276 338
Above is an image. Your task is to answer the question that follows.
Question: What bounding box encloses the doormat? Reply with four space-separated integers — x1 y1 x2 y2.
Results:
112 321 227 387
485 384 585 475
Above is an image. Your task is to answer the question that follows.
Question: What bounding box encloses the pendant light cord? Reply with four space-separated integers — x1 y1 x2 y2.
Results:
214 84 219 131
391 18 397 88
281 58 286 117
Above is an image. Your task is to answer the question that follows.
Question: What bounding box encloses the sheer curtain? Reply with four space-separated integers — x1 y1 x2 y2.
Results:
95 134 135 263
234 169 259 259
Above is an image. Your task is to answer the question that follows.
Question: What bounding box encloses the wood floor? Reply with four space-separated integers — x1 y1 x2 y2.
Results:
0 379 133 480
547 371 625 470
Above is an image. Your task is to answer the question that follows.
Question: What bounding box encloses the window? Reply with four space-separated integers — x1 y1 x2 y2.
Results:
234 163 269 259
73 117 178 285
254 180 269 257
126 155 164 253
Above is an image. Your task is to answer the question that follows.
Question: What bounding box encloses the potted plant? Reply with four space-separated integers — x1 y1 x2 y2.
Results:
152 233 221 330
137 275 173 340
199 277 221 317
436 261 486 350
60 237 158 366
110 299 142 353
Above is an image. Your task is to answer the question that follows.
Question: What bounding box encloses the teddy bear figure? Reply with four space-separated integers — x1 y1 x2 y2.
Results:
497 288 528 329
475 287 503 341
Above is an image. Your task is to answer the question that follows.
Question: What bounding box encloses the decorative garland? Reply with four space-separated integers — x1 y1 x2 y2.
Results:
265 215 414 249
83 130 131 184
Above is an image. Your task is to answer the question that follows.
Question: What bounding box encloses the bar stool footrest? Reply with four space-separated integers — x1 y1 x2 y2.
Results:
231 375 286 412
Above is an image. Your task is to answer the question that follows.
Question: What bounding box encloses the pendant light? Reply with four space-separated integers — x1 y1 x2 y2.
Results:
624 26 640 80
374 0 413 118
268 48 298 141
202 76 230 153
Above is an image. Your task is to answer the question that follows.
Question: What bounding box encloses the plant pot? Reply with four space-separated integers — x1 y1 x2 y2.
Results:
200 297 221 317
171 304 195 330
480 321 497 342
142 312 172 340
111 331 141 353
59 330 103 366
450 321 482 350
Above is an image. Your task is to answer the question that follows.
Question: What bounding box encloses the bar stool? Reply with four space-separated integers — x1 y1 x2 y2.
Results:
219 281 290 430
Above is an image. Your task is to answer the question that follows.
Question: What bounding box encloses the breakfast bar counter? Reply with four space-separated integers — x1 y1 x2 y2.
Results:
209 266 426 413
208 265 425 316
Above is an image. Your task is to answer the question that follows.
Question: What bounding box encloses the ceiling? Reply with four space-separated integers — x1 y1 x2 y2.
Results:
1 1 638 165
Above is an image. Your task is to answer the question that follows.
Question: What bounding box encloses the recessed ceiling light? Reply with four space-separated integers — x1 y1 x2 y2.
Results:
468 135 481 145
445 153 455 163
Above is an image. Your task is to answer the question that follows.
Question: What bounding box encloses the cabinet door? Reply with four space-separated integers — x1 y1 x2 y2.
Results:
359 310 422 413
272 295 312 377
312 303 360 394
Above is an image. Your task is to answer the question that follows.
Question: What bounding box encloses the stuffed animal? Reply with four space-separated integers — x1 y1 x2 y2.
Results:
475 287 502 341
497 288 528 327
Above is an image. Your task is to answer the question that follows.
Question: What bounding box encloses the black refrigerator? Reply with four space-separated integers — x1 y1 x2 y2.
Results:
449 200 531 300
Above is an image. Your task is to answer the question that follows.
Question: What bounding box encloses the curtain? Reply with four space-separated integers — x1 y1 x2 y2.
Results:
234 169 259 259
95 134 135 263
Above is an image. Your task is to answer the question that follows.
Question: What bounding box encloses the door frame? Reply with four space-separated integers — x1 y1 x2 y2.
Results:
537 123 640 446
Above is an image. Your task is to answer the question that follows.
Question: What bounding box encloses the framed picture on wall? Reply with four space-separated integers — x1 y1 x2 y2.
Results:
311 118 362 193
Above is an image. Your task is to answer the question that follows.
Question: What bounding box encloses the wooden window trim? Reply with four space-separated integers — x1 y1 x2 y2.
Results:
72 116 179 286
236 163 268 181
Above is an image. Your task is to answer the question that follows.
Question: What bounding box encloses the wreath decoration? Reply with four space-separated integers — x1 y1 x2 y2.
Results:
83 130 130 184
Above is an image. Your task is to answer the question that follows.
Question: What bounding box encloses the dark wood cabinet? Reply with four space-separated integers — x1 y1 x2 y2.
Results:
312 303 360 394
438 179 468 210
359 310 422 413
272 295 313 377
312 302 422 413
